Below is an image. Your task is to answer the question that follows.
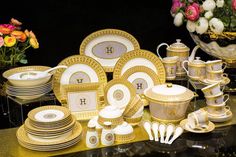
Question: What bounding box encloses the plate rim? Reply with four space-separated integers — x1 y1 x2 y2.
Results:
113 49 166 83
79 28 140 72
53 55 107 102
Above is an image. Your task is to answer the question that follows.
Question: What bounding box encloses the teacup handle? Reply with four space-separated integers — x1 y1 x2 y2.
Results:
222 73 228 78
222 62 228 70
182 60 189 74
156 43 169 60
223 94 230 103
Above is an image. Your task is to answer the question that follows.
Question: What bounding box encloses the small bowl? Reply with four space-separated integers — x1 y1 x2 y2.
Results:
3 66 51 87
113 122 135 143
98 106 123 126
123 95 143 117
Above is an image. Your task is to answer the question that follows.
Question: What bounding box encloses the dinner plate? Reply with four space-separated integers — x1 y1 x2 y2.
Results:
53 55 107 102
104 79 136 110
180 119 215 133
113 49 166 83
121 66 161 94
80 29 140 72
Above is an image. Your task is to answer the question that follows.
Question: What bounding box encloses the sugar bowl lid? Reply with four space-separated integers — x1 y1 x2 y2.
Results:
114 122 133 135
167 39 190 52
99 106 122 119
144 83 194 102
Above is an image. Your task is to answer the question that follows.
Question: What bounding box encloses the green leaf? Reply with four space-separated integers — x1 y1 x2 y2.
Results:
20 59 28 64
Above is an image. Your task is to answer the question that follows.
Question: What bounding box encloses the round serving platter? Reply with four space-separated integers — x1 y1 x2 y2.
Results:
113 49 166 84
53 55 107 102
79 29 140 72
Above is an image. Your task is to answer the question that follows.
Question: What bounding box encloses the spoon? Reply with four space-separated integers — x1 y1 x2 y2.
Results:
159 123 166 143
19 65 68 79
168 126 183 145
143 121 153 140
164 124 175 144
152 122 159 141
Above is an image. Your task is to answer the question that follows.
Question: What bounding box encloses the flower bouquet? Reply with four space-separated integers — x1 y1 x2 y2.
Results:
171 0 236 63
0 18 39 67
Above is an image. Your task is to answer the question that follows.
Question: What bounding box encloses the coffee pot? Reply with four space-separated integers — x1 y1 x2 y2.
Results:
157 39 190 76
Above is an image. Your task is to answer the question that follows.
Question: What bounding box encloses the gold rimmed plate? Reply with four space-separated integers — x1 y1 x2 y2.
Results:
80 29 140 72
121 66 161 95
199 77 230 86
113 49 166 83
104 79 136 110
180 119 215 133
53 55 107 102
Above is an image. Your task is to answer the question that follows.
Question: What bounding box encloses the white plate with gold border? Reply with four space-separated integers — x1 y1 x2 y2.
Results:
53 55 107 102
180 119 215 133
121 66 161 95
104 79 136 110
199 77 230 86
113 49 166 83
79 29 140 72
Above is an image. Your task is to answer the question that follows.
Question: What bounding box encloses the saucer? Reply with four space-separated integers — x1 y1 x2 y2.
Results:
200 77 230 86
180 119 215 133
208 109 233 123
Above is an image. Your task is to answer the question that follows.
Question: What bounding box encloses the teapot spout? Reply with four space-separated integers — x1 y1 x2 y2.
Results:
189 45 200 61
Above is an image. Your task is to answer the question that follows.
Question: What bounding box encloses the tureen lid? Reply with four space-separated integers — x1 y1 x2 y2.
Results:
167 39 190 52
99 106 122 119
114 122 133 135
144 83 194 102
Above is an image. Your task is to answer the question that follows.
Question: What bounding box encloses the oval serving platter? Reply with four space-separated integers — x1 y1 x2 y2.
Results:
53 55 107 102
113 49 166 83
80 29 140 72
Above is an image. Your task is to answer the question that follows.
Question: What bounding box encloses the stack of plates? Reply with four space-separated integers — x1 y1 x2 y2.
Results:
5 79 53 100
16 106 82 151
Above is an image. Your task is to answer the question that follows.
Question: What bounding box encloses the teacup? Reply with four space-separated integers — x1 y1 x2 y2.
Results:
207 105 230 117
162 56 179 80
206 70 228 82
205 60 227 71
205 93 229 106
187 109 209 130
201 82 221 97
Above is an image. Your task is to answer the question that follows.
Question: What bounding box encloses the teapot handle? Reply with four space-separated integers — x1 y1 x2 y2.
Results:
182 60 189 74
156 43 169 60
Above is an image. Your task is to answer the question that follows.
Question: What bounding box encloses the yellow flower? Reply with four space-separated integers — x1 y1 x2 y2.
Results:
29 37 39 49
4 36 16 47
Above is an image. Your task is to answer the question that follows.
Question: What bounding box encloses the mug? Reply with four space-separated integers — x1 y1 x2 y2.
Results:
187 109 209 130
207 105 230 117
162 56 179 80
206 60 227 71
206 70 228 82
201 82 222 97
205 93 229 106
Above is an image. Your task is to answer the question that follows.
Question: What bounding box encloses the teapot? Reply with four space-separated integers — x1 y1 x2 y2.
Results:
182 46 206 81
157 39 190 76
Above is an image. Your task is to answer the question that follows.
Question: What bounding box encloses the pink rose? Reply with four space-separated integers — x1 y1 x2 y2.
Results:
185 4 200 21
171 0 185 14
0 37 4 47
0 24 16 34
232 0 236 11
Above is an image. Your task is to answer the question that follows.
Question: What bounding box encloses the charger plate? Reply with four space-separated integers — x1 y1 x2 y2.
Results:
121 66 161 95
113 49 166 83
104 79 136 110
53 55 107 102
80 29 140 72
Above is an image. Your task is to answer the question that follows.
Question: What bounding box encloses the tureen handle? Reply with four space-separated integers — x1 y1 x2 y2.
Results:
156 43 169 60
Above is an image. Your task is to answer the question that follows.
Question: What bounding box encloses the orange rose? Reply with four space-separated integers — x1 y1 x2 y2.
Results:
11 30 27 42
24 29 30 37
0 24 15 34
29 38 39 49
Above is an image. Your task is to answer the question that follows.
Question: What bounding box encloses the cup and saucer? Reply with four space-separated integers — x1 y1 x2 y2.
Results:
205 106 233 123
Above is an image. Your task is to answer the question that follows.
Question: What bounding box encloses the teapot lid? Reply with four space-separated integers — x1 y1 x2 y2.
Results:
189 57 205 67
167 39 190 52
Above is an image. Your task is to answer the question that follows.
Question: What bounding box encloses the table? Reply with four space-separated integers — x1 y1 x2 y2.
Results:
1 96 236 157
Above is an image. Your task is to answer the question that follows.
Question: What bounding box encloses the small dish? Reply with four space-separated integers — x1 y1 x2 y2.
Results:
199 77 230 86
180 119 215 133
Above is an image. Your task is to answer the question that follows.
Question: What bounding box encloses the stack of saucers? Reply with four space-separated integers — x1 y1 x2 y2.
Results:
16 105 82 151
201 83 233 122
5 79 53 100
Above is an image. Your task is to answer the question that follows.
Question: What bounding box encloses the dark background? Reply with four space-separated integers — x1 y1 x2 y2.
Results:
1 0 212 67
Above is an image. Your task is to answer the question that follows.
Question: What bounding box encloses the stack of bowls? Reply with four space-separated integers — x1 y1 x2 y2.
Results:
201 83 232 122
16 105 83 151
3 66 53 100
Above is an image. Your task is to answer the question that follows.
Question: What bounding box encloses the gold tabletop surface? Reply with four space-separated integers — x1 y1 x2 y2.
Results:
1 95 236 157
